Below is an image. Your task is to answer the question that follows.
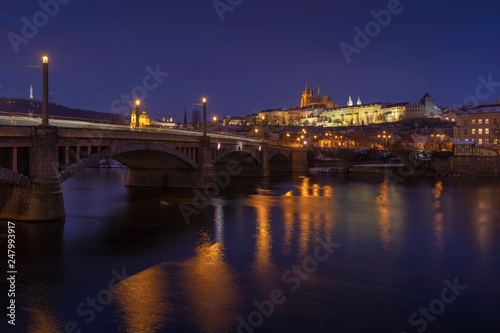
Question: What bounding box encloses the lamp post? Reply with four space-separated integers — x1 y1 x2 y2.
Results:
135 100 140 127
202 98 207 136
41 56 49 126
283 133 290 146
213 116 217 132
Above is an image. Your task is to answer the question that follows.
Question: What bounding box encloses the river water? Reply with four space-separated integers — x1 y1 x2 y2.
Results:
1 168 499 333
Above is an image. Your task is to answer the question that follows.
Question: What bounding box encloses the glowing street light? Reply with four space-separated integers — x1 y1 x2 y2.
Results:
202 98 207 136
41 55 49 126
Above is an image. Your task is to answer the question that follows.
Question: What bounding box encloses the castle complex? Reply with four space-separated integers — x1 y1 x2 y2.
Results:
254 81 437 127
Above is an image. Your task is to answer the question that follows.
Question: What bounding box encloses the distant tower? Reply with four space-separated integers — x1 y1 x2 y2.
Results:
347 96 353 106
357 96 362 105
317 86 321 97
183 106 188 127
29 85 33 118
420 92 435 115
301 79 313 108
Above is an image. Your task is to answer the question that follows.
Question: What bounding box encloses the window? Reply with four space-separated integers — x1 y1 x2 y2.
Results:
472 129 476 134
485 138 489 144
472 119 476 124
479 129 483 135
485 128 489 135
479 139 483 144
464 119 468 125
479 119 483 125
485 119 490 125
464 129 468 135
495 139 498 145
495 119 498 124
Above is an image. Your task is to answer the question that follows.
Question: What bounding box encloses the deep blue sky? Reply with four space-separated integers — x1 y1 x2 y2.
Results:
1 0 500 120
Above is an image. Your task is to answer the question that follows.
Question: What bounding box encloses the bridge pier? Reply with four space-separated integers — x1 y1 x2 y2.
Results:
0 127 65 221
199 136 214 188
262 143 270 177
291 149 309 173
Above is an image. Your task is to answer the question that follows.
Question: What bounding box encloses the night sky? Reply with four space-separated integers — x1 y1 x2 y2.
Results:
1 0 500 120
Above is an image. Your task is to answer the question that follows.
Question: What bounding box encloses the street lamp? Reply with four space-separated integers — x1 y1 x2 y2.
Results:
213 116 217 132
41 56 49 126
202 98 207 136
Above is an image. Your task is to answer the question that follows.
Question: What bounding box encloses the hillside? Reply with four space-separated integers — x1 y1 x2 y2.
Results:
0 97 128 124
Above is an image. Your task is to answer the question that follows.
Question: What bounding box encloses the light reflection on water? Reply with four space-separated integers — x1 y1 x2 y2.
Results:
1 169 500 333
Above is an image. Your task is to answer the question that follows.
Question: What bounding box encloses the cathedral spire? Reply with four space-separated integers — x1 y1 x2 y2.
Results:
357 96 362 105
347 96 353 106
183 105 187 126
305 79 310 93
318 86 320 97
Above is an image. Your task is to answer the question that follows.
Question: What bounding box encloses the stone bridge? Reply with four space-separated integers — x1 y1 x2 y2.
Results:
0 125 308 221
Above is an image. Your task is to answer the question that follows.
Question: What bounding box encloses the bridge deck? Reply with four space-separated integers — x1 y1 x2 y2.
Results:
0 116 260 144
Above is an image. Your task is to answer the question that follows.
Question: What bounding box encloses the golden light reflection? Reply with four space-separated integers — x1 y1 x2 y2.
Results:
474 189 494 255
282 211 295 255
300 177 310 197
432 181 443 209
183 233 239 333
432 181 444 253
298 213 311 256
24 290 61 333
323 185 334 197
251 196 274 274
376 180 391 251
115 264 172 333
278 178 337 255
434 212 444 252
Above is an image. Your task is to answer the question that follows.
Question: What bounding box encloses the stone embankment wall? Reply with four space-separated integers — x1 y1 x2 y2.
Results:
431 156 500 176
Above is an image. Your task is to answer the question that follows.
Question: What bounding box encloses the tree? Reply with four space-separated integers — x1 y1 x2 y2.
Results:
191 109 201 127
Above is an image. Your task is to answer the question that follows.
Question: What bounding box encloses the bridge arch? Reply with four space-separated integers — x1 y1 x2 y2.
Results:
268 151 291 162
0 167 32 188
59 143 198 183
210 148 261 166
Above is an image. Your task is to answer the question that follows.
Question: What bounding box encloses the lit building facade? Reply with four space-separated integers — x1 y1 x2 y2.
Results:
454 105 500 148
321 103 383 126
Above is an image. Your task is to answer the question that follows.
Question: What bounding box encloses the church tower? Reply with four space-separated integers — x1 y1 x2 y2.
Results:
131 100 140 128
301 80 313 108
347 96 353 106
357 96 362 105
